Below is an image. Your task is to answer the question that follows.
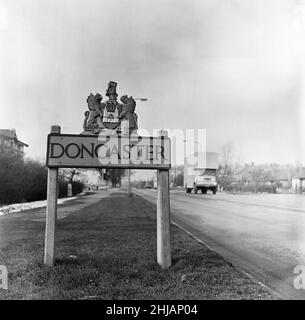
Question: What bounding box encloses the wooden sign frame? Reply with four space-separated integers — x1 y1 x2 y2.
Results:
46 133 171 170
44 125 171 269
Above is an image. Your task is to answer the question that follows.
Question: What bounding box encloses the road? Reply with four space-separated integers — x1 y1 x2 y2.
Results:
135 189 305 300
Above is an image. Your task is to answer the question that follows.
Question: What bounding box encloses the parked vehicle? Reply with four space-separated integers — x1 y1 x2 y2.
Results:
184 152 219 194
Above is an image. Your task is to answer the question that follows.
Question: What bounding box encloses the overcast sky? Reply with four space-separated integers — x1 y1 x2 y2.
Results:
1 0 305 165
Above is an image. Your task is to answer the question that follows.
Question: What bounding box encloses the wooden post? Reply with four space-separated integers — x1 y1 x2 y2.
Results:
157 130 171 268
44 125 60 266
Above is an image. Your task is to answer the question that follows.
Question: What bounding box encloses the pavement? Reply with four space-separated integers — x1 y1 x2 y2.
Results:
134 189 305 300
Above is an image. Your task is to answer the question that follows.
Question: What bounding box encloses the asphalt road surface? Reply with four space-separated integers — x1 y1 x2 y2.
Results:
135 189 305 300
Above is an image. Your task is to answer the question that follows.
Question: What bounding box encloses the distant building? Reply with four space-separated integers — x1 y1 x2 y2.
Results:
0 129 28 155
264 177 290 188
274 178 290 189
292 176 305 194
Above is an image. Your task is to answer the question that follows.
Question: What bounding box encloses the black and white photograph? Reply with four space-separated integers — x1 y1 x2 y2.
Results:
1 0 305 307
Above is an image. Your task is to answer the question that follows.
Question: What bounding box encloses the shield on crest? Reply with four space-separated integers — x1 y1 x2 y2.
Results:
82 81 138 134
102 100 121 130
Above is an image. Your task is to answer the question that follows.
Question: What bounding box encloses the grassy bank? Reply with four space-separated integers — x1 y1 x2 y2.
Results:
0 191 278 299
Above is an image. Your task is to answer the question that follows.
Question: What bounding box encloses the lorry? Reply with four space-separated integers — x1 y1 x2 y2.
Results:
184 152 219 194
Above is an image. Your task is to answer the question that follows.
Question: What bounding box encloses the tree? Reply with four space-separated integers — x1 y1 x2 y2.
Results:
98 168 125 188
248 166 264 193
262 170 273 183
220 141 234 177
59 168 81 183
131 180 146 189
175 172 184 186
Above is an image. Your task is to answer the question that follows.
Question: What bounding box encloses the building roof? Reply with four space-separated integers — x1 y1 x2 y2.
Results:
293 175 305 180
0 129 29 147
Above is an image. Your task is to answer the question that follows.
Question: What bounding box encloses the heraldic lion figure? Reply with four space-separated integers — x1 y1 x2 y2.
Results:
119 95 138 134
83 93 104 131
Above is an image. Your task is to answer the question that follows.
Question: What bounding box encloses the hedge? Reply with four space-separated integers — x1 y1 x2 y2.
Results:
0 151 83 205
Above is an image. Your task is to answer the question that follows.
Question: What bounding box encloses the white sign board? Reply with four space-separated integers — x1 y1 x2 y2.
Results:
46 134 171 169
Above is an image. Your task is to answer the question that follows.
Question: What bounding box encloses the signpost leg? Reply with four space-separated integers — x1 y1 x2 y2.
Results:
44 168 58 266
44 125 60 267
157 169 171 268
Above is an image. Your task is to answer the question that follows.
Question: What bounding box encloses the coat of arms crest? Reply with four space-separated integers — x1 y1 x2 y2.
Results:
82 81 138 135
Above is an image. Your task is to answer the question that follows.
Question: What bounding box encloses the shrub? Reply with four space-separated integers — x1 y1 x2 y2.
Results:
0 152 83 204
71 181 84 196
21 159 48 202
58 180 68 198
0 151 25 203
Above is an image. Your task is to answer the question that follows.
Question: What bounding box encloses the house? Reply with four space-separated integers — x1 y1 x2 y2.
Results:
0 129 28 155
264 177 291 189
292 176 305 194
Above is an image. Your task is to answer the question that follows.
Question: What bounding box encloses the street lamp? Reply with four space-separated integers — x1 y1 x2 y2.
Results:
134 98 148 101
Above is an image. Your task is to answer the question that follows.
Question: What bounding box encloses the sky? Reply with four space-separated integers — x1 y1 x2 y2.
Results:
1 0 305 167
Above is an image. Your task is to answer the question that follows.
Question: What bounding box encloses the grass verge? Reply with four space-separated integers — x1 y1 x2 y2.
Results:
0 191 279 299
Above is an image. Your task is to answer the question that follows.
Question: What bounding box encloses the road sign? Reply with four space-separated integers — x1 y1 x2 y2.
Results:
46 134 171 169
44 81 172 269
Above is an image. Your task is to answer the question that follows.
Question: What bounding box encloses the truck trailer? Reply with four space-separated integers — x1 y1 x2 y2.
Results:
184 152 219 194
